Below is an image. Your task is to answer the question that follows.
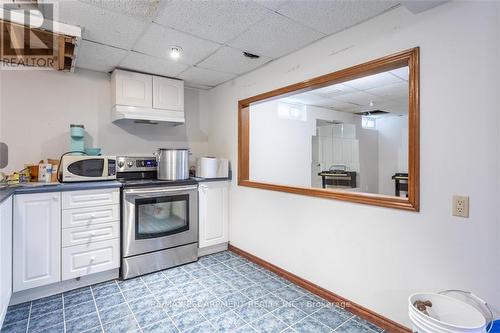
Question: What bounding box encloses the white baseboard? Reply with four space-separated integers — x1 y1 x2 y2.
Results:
198 243 228 257
10 269 119 305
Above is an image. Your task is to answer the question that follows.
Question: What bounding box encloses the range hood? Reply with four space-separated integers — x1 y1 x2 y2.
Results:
112 105 185 125
111 69 185 125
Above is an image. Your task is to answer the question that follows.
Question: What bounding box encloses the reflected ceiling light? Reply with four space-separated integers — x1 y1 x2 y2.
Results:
243 51 260 59
169 46 182 60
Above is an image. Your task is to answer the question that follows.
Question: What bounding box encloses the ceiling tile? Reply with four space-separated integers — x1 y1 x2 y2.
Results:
277 1 398 34
119 51 189 77
333 91 380 106
342 72 402 91
77 0 164 21
282 93 335 107
228 12 324 58
254 0 288 11
154 0 271 44
178 67 237 87
133 23 221 65
184 83 213 90
76 40 128 72
365 82 408 100
197 46 272 75
323 99 361 111
53 0 147 49
312 83 357 98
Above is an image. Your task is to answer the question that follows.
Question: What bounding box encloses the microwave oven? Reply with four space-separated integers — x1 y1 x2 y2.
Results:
61 155 116 182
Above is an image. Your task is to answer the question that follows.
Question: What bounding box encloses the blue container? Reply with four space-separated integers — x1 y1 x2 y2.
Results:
70 124 85 138
487 320 500 333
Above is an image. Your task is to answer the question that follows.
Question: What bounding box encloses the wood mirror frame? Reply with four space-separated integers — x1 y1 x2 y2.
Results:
238 47 420 211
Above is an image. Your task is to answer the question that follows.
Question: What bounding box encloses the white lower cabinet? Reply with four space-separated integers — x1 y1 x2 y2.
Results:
198 181 229 248
12 188 120 294
62 221 120 247
62 189 120 280
0 197 13 326
62 239 120 280
13 193 61 292
62 188 119 209
62 204 119 228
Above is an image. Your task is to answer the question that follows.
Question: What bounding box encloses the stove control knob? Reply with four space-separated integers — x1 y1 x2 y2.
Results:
127 161 134 168
117 161 124 168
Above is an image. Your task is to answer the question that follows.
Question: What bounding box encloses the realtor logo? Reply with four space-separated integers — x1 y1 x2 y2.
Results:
1 2 58 70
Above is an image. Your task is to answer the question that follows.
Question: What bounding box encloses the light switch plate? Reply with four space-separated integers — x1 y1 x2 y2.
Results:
452 195 469 218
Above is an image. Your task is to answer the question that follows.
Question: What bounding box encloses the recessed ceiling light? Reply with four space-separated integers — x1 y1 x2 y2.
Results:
169 46 182 60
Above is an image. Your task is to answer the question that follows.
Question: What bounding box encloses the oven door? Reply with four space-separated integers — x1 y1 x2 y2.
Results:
122 185 198 257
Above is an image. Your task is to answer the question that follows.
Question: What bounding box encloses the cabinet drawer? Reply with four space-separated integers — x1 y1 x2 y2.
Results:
62 239 119 280
62 205 119 228
62 222 119 247
62 189 119 209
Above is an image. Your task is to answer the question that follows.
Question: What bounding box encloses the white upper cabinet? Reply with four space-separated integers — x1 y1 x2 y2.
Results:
111 69 185 124
153 76 184 111
112 70 153 108
13 193 61 292
198 181 229 249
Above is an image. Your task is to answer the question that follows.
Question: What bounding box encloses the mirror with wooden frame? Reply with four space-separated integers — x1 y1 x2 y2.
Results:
238 48 419 211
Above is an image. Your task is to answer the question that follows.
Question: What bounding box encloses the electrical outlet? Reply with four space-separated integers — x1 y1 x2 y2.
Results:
452 195 469 218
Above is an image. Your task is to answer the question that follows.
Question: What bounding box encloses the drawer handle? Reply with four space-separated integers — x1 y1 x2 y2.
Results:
90 256 96 261
90 231 96 237
90 214 97 219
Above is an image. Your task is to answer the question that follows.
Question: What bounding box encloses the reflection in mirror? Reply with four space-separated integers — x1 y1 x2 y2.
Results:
249 66 409 198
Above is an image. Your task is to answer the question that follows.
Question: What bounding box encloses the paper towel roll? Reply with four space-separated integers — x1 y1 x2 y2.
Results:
198 157 218 178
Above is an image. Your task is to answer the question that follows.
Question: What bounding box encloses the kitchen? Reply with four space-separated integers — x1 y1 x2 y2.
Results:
1 1 500 333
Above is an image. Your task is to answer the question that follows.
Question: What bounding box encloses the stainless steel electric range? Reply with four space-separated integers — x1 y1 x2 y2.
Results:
116 156 198 280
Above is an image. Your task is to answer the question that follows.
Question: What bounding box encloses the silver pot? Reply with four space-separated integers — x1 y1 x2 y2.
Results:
155 148 189 180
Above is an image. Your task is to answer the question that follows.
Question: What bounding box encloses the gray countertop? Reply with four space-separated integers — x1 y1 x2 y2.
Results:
0 177 231 204
0 181 122 204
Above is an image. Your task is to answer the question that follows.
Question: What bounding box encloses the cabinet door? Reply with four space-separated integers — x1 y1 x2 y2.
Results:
13 193 61 292
342 140 352 164
153 76 184 111
351 140 360 164
199 182 229 248
62 239 119 280
0 197 12 325
320 137 333 166
113 70 152 108
332 138 343 164
62 189 119 210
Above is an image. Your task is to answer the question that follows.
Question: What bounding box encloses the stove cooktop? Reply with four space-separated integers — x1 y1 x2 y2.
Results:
115 155 197 188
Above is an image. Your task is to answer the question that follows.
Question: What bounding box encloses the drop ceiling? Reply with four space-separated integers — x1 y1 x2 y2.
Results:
40 0 401 89
281 67 409 115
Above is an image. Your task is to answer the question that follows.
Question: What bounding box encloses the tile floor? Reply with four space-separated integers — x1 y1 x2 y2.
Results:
1 251 385 333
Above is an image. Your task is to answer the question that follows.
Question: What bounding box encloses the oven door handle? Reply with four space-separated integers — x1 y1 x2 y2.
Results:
123 185 198 196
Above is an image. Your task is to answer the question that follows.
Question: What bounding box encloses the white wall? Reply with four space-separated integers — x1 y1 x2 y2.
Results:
207 2 500 326
249 100 354 187
377 115 409 196
0 68 209 173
